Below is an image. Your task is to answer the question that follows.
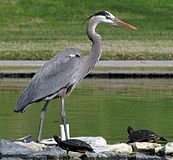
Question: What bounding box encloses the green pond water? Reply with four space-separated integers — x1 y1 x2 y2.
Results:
0 78 173 144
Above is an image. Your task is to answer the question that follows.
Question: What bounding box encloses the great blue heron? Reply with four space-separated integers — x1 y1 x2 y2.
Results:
14 11 136 142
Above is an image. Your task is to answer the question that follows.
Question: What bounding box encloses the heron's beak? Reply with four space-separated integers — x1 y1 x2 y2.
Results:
113 18 137 30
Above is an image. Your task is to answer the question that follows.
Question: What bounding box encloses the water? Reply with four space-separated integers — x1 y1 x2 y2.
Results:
0 78 173 144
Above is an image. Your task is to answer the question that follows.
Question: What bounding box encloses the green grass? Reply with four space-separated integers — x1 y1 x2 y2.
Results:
0 66 40 70
0 0 173 60
95 66 173 71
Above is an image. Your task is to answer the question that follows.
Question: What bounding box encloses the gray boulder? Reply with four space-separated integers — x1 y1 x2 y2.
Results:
0 139 34 159
0 137 170 159
82 152 166 160
130 142 161 155
158 142 173 156
30 146 69 159
0 139 69 160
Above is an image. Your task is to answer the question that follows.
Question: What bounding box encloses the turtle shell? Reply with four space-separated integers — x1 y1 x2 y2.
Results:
54 136 94 153
127 126 167 143
128 129 158 142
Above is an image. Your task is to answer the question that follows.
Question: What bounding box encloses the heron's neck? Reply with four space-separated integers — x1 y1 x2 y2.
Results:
86 18 102 65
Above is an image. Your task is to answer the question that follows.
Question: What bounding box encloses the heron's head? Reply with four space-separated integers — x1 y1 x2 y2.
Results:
89 11 137 30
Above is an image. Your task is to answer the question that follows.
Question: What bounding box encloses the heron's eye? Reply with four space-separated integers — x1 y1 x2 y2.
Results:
106 16 111 20
67 54 76 58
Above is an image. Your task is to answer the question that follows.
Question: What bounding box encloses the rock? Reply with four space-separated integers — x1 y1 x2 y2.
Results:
108 143 133 154
155 146 163 154
73 136 107 147
40 137 57 145
14 141 47 152
30 146 69 159
68 151 83 159
0 158 24 160
94 143 132 154
94 145 110 152
82 152 165 160
158 142 173 156
15 135 33 143
130 142 161 155
81 151 108 159
135 153 166 160
0 137 170 159
0 139 34 158
0 139 68 159
99 151 128 159
40 136 107 147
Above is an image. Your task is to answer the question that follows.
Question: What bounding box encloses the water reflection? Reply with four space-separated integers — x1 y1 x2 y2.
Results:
0 78 173 143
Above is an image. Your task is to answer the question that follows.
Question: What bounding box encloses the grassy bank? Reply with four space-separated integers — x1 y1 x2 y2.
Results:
0 0 173 60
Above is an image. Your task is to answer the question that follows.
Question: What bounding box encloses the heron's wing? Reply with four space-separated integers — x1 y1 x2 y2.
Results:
15 48 82 112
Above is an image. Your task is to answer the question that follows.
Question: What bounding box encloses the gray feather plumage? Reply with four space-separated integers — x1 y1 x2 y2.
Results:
15 48 83 112
14 11 107 113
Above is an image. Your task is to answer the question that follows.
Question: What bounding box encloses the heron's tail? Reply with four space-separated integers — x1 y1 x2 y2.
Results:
14 88 33 113
14 96 29 113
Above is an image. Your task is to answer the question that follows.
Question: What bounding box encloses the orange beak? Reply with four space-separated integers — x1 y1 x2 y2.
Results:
114 18 137 30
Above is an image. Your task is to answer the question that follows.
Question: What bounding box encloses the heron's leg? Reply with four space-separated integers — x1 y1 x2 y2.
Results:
61 97 68 140
37 101 49 142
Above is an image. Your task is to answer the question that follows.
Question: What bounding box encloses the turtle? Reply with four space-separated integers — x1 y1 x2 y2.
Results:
127 126 167 143
54 135 94 153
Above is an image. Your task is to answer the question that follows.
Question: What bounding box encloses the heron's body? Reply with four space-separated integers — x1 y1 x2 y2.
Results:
14 11 136 142
15 49 85 111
